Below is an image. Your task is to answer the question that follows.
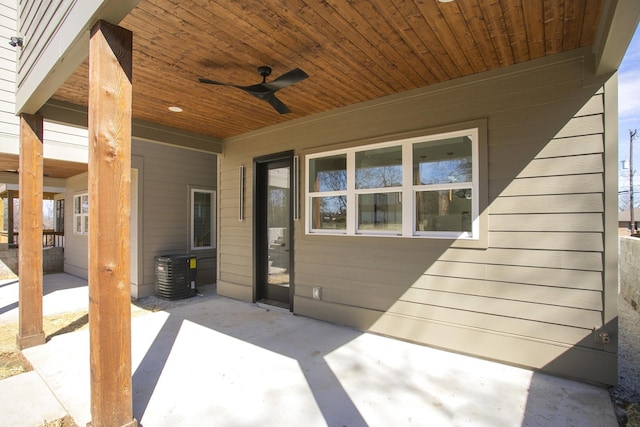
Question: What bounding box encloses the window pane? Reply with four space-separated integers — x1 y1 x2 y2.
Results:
357 192 402 232
84 215 89 234
193 192 212 247
309 155 347 192
81 195 89 214
56 199 64 233
74 196 81 214
43 200 55 230
413 137 472 185
355 146 402 189
311 196 347 230
76 216 82 234
415 189 472 232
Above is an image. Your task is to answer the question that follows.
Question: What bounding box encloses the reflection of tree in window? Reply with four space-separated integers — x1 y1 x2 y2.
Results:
310 155 347 229
356 146 402 189
356 165 402 189
316 169 346 193
312 170 347 229
268 187 288 228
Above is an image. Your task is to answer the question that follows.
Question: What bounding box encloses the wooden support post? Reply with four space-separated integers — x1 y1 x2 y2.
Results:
16 114 45 349
87 20 136 427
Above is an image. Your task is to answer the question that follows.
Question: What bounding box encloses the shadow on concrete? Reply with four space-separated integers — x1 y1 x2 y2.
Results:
125 290 617 426
0 279 19 289
132 289 368 425
0 273 88 321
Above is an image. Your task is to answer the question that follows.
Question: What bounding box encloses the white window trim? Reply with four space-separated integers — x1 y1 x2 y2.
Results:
73 193 88 236
305 127 480 240
190 188 216 250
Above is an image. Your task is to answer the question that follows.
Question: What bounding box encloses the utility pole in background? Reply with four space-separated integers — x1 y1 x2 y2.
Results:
631 129 638 234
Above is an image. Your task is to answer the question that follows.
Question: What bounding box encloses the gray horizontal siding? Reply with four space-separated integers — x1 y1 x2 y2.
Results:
0 0 17 147
218 48 614 382
15 1 138 113
132 139 217 291
62 140 217 292
16 0 63 83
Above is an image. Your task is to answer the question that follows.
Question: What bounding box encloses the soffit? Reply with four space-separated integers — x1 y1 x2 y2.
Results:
0 154 88 180
50 0 605 140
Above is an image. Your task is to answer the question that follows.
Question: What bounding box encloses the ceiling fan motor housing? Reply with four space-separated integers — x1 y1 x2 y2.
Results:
258 66 272 81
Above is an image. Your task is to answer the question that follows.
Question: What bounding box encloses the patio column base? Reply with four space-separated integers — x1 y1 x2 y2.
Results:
16 331 45 349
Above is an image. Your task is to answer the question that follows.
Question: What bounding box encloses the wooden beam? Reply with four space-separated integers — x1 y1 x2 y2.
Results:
16 114 45 349
87 20 137 427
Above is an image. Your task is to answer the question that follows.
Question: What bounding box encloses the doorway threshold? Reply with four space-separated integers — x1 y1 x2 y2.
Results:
256 299 291 314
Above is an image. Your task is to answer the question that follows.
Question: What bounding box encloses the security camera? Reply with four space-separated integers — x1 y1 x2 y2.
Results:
9 37 23 48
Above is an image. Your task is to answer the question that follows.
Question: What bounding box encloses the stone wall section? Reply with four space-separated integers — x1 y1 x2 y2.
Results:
620 237 640 311
0 246 64 279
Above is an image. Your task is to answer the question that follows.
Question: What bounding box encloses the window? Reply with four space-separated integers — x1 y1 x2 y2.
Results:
306 127 480 239
191 189 215 249
55 199 65 233
73 193 89 235
308 154 347 230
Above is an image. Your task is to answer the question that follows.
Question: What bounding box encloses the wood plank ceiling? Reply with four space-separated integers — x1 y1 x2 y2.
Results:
51 0 604 140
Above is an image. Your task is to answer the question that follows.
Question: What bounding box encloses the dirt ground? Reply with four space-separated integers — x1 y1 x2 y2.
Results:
39 416 77 427
0 310 89 380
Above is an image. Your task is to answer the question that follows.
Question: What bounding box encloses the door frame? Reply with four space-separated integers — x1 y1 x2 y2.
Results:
253 150 295 311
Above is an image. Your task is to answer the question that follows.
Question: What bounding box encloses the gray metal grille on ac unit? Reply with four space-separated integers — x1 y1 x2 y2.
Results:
154 254 197 300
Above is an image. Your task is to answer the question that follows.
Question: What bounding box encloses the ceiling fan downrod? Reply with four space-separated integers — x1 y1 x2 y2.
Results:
258 66 272 83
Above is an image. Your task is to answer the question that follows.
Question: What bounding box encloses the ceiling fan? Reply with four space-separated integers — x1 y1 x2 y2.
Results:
198 66 309 114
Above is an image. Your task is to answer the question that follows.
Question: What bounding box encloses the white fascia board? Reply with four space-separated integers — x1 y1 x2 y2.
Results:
594 0 640 76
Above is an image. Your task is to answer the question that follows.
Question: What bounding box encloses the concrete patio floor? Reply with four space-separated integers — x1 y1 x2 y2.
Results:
0 274 619 426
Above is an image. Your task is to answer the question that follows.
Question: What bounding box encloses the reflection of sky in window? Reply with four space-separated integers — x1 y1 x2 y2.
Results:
413 136 472 185
418 158 471 185
321 196 346 214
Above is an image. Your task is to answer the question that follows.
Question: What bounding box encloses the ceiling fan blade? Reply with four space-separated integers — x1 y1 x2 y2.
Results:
265 93 291 114
198 77 231 86
263 68 309 91
199 67 304 114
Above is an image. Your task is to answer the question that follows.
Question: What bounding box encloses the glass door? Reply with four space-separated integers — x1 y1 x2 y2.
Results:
255 154 293 310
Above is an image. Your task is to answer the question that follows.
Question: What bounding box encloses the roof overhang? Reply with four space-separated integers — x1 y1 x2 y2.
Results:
593 0 640 75
15 0 140 115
